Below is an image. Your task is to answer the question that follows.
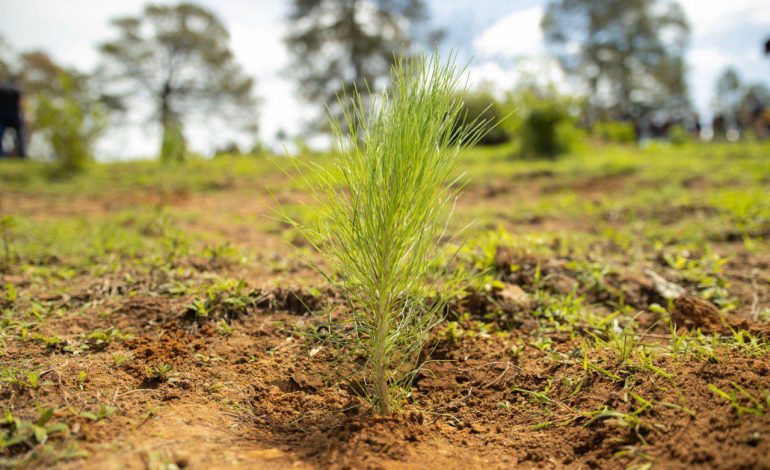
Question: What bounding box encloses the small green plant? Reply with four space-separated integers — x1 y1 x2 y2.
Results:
186 279 258 322
0 283 16 309
709 383 769 416
79 404 116 422
0 408 68 450
284 52 488 414
1 369 51 390
112 352 132 367
80 327 134 351
216 319 234 336
145 363 173 383
0 215 14 272
34 73 107 174
76 371 87 391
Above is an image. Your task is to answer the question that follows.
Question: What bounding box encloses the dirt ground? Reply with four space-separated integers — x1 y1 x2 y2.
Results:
2 150 770 469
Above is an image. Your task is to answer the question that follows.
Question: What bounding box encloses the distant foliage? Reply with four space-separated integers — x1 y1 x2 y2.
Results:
593 121 636 143
504 88 584 158
712 67 770 139
284 0 438 130
542 0 691 125
34 74 106 173
667 124 690 146
454 90 510 146
98 3 257 161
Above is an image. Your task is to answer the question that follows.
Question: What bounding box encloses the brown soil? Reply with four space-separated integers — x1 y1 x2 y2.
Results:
2 177 770 469
2 275 768 469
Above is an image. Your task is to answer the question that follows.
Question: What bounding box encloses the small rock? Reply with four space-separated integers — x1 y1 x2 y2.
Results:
645 269 684 299
497 284 532 312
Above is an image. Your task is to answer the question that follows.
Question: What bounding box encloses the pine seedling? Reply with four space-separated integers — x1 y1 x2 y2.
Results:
286 51 489 414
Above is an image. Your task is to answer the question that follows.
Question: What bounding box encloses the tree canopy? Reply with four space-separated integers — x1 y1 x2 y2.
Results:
98 3 256 161
542 0 690 124
285 0 437 130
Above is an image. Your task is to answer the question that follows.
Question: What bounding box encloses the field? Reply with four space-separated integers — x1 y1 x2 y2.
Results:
1 142 769 469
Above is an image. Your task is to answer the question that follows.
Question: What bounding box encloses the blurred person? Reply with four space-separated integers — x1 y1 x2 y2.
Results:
712 114 726 140
0 76 25 157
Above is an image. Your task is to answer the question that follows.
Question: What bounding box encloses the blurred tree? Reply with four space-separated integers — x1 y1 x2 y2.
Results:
453 89 510 146
712 67 770 139
713 67 743 129
499 85 584 158
285 0 438 130
542 0 690 125
34 72 107 173
0 36 14 79
0 41 103 159
18 51 97 107
98 3 257 162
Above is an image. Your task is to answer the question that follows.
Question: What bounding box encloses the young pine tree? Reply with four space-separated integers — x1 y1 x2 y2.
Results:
289 52 489 414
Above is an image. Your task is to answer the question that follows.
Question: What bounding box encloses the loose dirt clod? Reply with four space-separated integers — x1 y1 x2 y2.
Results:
672 294 723 332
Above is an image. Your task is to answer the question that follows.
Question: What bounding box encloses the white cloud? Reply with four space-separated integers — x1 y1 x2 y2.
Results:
468 55 569 96
473 6 544 58
679 0 770 37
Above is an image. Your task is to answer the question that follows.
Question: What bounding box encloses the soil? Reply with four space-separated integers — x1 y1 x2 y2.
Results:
2 171 769 469
3 268 768 469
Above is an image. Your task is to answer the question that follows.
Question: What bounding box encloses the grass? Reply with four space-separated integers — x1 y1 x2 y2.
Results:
282 52 489 414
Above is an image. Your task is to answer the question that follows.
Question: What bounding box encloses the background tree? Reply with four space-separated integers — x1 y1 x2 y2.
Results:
0 35 14 79
35 72 107 173
98 3 256 162
712 67 770 139
285 0 437 129
0 38 104 162
452 88 510 146
541 0 690 126
713 67 743 130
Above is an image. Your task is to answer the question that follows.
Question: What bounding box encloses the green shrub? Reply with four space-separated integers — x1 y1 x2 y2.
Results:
34 74 106 173
454 90 510 145
667 124 690 146
503 87 583 159
286 52 488 414
594 121 636 143
520 104 582 158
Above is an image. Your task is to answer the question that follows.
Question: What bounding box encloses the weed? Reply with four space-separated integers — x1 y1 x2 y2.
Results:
0 408 68 450
582 347 623 382
76 371 87 391
80 327 134 351
1 369 51 390
145 363 174 383
112 352 133 367
0 283 16 309
583 398 653 445
186 279 259 322
79 404 116 422
0 215 14 272
217 319 234 336
708 383 769 416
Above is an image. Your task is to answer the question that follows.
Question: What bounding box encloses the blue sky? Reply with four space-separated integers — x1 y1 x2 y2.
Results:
0 0 768 158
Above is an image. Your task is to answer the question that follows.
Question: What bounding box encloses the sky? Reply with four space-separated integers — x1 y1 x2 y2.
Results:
0 0 768 159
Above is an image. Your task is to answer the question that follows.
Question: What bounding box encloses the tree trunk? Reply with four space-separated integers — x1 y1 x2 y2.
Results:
159 85 185 163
